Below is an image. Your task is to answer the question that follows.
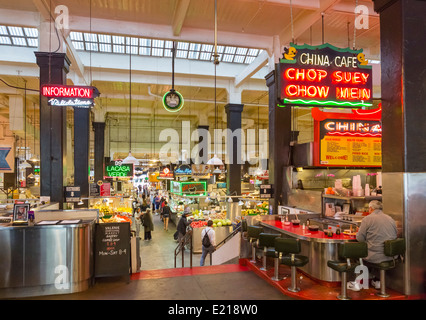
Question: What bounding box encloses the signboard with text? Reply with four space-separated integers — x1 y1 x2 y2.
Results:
278 43 372 109
104 161 133 178
41 84 100 108
312 107 382 167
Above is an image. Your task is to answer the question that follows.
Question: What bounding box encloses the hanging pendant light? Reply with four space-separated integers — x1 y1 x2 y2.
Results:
122 41 139 166
207 0 223 168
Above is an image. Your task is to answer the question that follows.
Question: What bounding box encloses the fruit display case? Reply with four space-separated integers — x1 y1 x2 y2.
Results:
89 196 133 225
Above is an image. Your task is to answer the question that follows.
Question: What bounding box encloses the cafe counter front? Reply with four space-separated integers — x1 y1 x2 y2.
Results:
0 209 98 299
259 214 357 283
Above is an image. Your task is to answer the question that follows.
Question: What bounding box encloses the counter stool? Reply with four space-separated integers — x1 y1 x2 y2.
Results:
327 242 368 300
273 238 309 292
365 238 405 298
258 233 281 271
247 225 263 263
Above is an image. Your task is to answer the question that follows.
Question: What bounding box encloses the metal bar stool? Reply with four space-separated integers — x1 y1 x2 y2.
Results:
327 242 368 300
273 238 309 292
247 225 263 263
258 233 280 271
365 238 405 298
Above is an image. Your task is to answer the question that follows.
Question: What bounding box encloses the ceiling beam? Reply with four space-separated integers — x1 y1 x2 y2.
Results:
32 0 88 85
279 0 341 45
172 0 191 36
234 50 269 88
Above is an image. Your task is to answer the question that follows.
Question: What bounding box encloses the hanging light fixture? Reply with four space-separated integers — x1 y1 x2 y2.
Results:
21 80 32 169
123 43 139 165
207 0 224 167
29 102 39 162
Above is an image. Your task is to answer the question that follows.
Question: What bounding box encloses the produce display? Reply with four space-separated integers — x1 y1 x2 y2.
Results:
186 209 233 228
101 214 132 225
92 203 133 225
241 201 269 216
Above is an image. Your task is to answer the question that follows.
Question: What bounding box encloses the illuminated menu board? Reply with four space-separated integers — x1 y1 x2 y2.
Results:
312 107 382 167
278 43 372 108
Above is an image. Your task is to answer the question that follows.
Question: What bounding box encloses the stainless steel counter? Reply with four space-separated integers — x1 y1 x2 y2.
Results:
260 215 356 283
0 210 97 299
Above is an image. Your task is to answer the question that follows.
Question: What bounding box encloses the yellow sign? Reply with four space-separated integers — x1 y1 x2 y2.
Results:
320 136 381 167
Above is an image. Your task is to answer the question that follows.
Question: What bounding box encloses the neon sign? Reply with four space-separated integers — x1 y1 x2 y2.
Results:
278 43 372 108
104 161 133 178
41 85 100 108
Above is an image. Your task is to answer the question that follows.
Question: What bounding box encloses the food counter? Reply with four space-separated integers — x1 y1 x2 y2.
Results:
259 215 357 283
0 209 98 299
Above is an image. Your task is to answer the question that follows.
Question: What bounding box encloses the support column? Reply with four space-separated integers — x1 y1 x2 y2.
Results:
74 108 90 207
93 122 106 183
265 69 292 214
373 0 426 296
35 52 70 208
225 104 243 198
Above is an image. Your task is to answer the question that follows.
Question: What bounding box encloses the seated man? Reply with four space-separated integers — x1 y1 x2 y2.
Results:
348 200 397 291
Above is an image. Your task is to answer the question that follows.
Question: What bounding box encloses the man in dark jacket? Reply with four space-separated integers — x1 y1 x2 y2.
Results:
176 213 190 243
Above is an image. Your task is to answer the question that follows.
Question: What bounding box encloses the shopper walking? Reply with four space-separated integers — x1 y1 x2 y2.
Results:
200 220 216 266
142 208 154 241
161 201 172 231
176 212 190 244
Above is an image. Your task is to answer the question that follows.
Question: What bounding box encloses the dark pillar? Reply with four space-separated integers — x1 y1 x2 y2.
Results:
265 69 292 214
225 104 243 198
93 122 106 183
197 125 209 164
373 0 426 296
74 108 90 207
35 52 70 208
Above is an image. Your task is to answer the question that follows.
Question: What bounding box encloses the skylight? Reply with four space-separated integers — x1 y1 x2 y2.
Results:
0 25 38 48
0 24 263 65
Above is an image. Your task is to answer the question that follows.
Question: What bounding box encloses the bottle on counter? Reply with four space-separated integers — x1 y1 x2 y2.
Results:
336 224 341 235
327 226 333 237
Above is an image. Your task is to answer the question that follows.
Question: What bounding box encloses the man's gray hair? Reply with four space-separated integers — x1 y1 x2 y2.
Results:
369 200 383 210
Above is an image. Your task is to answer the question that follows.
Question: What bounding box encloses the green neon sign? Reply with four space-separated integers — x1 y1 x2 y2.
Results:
162 89 184 112
105 163 133 178
170 181 207 196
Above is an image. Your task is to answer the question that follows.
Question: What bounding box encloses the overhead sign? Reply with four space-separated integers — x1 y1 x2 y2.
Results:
64 186 81 203
278 43 373 108
0 139 15 173
312 106 382 167
174 164 192 177
191 164 211 179
162 89 184 112
104 161 133 178
41 84 100 108
260 184 274 199
158 166 174 180
170 181 207 196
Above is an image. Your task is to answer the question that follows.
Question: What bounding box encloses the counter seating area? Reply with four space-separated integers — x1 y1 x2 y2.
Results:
241 219 408 300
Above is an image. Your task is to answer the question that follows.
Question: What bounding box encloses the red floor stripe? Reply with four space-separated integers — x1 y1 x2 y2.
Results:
131 264 250 281
242 258 409 300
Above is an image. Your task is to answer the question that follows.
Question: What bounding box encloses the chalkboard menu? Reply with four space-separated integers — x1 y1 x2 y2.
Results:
94 222 131 279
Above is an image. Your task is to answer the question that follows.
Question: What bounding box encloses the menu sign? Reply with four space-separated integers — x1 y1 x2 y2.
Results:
312 107 382 167
94 222 130 278
278 43 372 109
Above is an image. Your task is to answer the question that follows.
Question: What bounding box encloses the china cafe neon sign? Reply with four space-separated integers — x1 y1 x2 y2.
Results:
41 84 100 108
278 43 373 108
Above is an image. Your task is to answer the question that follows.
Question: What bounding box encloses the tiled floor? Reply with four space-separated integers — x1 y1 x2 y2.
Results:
18 214 291 300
